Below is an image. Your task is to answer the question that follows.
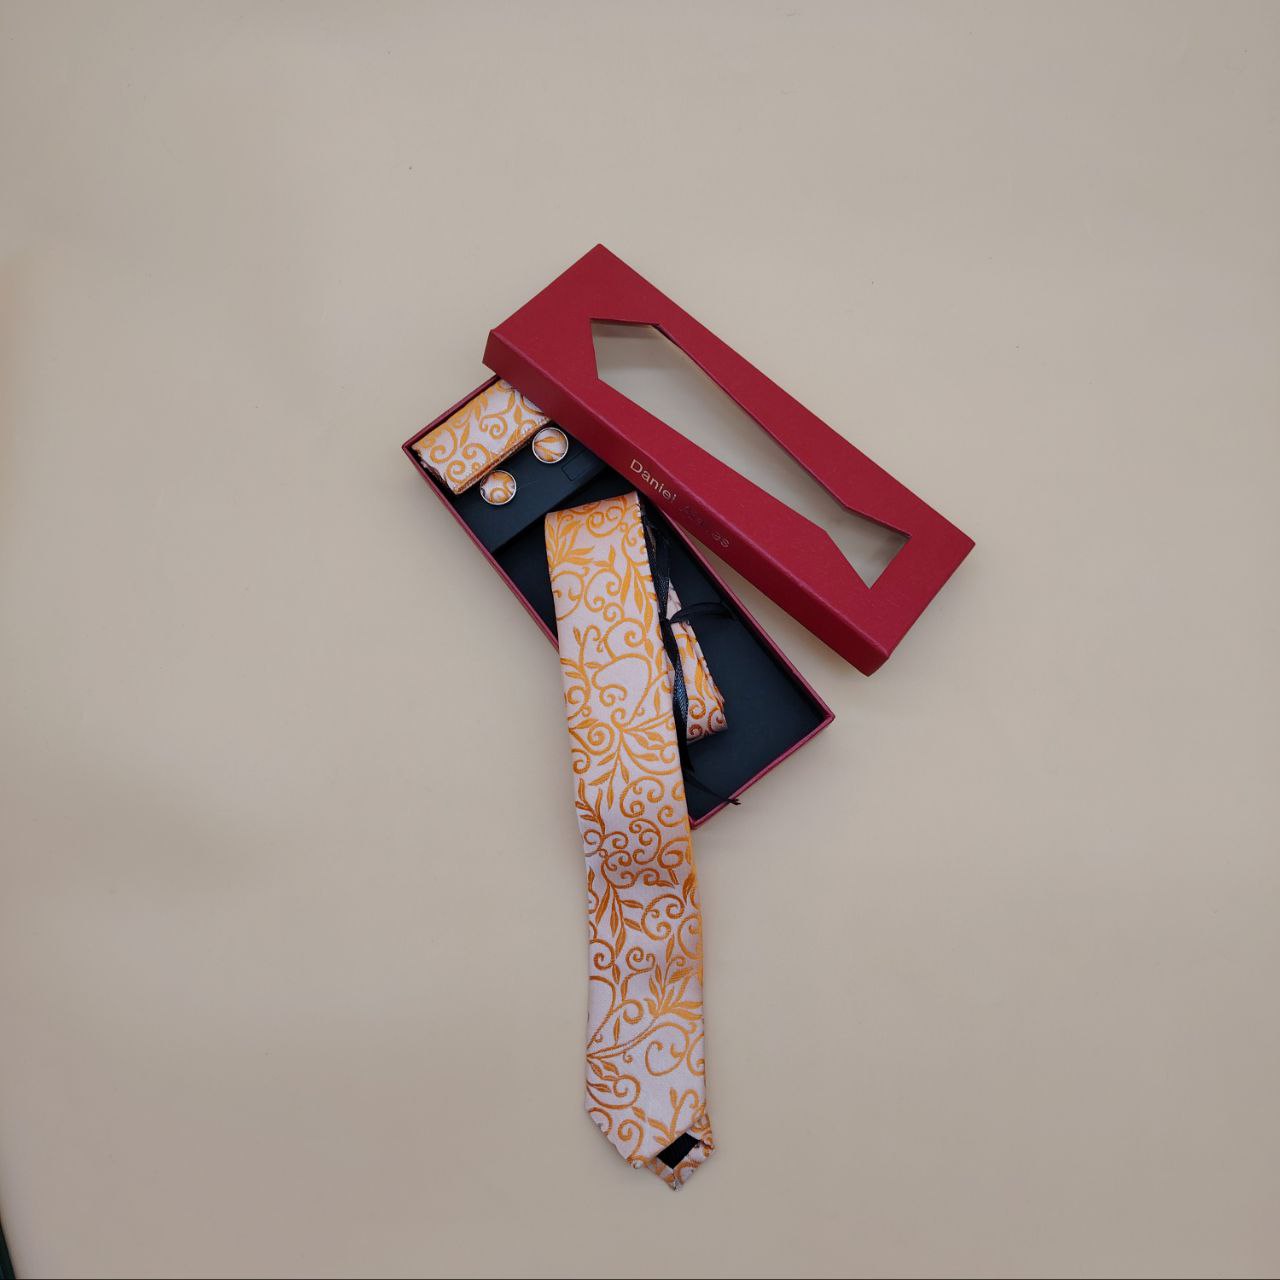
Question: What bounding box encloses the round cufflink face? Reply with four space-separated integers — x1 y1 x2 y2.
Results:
479 469 517 505
531 426 569 464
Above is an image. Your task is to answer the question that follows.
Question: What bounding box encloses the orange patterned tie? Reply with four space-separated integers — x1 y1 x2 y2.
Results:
544 491 717 1189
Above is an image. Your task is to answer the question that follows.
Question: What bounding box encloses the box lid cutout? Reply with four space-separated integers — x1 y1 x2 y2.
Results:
484 245 973 675
592 321 910 588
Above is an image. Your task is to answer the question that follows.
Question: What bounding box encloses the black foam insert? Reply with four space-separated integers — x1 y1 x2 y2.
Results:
430 435 827 821
450 434 604 551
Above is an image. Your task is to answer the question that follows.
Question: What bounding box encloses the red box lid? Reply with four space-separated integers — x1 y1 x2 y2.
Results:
483 245 973 675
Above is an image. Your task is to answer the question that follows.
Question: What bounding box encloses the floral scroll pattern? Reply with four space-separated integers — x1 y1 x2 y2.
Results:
545 491 715 1189
412 379 547 494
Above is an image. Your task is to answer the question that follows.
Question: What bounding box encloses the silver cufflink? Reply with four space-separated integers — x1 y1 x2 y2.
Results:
479 469 517 505
531 426 569 464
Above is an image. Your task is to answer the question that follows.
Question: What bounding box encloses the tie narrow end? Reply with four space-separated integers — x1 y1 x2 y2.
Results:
647 1125 714 1189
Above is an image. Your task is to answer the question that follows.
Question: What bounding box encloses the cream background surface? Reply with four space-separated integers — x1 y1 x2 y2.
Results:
2 3 1278 1277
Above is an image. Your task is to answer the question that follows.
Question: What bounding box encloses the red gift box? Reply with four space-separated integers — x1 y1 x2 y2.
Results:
404 247 971 824
485 245 973 675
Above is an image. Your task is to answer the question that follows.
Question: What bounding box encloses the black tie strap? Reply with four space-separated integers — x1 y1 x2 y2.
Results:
669 600 733 627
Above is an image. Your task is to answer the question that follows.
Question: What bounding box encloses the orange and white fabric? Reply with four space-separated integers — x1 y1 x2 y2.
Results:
544 491 716 1188
413 379 548 494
